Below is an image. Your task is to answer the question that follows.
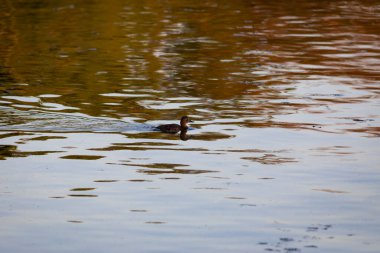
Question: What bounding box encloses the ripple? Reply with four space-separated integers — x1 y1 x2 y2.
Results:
145 221 166 225
0 145 63 160
2 96 40 103
67 220 83 223
94 180 119 183
60 155 104 160
128 179 153 182
24 136 67 141
41 102 79 111
100 93 153 98
312 188 350 194
38 94 62 98
68 194 98 198
70 188 96 191
241 154 297 165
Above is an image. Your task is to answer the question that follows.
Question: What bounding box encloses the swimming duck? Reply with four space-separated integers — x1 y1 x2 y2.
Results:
156 116 192 133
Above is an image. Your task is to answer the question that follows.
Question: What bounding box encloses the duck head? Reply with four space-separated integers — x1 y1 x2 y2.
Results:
180 116 193 129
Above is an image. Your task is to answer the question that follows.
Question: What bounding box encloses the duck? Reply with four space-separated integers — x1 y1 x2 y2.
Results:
156 116 192 133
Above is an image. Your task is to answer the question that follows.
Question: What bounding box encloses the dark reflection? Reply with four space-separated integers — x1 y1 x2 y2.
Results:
345 126 380 138
124 132 189 141
121 162 216 175
138 168 215 175
124 130 234 141
128 179 153 182
125 163 189 169
180 130 190 141
145 221 166 225
24 135 67 141
91 143 208 152
193 187 226 190
0 132 33 139
226 197 246 200
0 145 17 159
68 194 98 198
70 188 96 192
67 220 83 223
0 144 62 160
309 146 355 156
94 180 119 183
113 142 177 147
60 155 104 160
312 188 349 194
89 141 178 151
192 131 235 141
241 154 296 165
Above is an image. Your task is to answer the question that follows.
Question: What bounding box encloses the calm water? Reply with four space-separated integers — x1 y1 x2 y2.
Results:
1 0 380 252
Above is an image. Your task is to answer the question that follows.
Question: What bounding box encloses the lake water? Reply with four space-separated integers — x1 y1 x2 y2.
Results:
0 0 379 252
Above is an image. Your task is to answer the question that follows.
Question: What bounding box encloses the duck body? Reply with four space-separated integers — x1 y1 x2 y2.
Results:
156 116 192 134
156 124 184 133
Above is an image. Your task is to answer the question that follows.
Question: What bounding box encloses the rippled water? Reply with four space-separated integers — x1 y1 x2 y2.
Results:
1 1 379 252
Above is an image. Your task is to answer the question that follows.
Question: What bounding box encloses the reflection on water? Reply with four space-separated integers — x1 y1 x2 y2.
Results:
60 155 104 160
1 0 380 253
0 143 63 160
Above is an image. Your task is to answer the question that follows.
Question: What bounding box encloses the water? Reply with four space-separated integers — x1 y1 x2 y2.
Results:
0 0 380 252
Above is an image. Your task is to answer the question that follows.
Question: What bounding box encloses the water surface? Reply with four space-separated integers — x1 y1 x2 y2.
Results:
0 0 379 252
